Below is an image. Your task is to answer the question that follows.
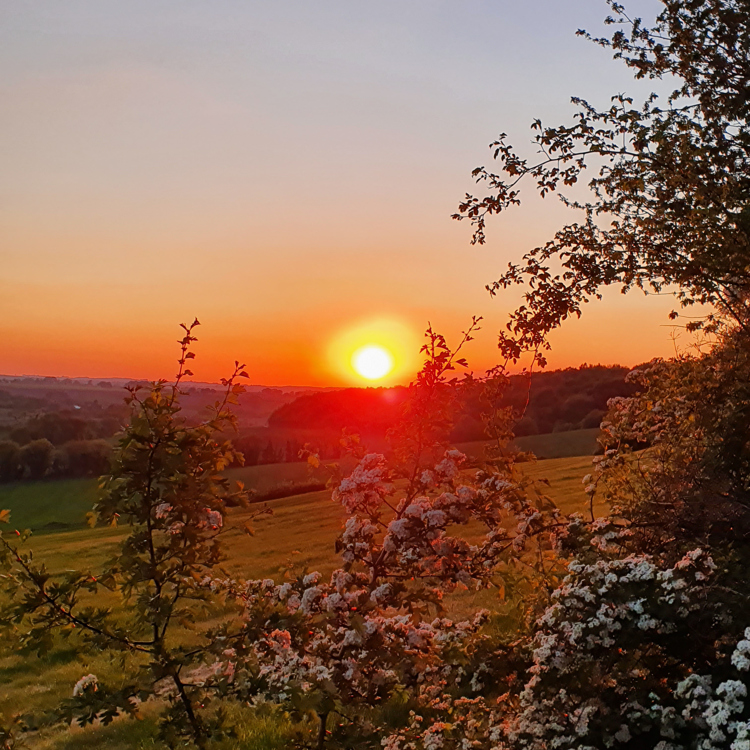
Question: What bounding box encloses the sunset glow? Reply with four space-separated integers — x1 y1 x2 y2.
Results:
1 2 682 384
326 318 419 385
352 345 394 381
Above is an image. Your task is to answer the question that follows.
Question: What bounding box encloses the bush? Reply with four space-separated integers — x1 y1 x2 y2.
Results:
559 393 597 423
0 441 21 483
580 408 605 429
17 439 54 480
513 415 539 436
53 439 112 478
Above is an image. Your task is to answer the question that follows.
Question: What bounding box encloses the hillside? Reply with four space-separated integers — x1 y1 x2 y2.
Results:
268 364 636 442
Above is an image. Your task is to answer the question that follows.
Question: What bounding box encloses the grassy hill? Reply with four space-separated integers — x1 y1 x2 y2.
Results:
514 427 600 458
0 478 99 534
0 437 600 749
0 430 601 535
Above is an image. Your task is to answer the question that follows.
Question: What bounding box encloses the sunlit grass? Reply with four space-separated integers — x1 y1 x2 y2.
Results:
0 446 599 748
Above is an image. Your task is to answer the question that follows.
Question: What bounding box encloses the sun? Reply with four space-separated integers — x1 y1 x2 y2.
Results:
327 317 417 385
351 344 394 381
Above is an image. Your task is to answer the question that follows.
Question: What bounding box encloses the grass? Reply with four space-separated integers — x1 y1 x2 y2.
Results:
0 429 599 535
0 438 601 748
455 427 600 462
0 479 99 534
515 427 600 459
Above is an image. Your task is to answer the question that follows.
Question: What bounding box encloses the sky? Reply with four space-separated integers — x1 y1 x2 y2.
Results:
0 0 680 386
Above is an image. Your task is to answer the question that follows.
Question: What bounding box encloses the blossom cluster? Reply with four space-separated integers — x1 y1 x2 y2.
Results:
185 436 561 745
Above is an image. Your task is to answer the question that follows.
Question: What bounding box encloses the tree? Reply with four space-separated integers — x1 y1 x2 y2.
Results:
53 439 112 478
0 441 20 483
18 439 54 480
11 411 90 446
0 321 259 747
455 0 750 361
259 440 280 464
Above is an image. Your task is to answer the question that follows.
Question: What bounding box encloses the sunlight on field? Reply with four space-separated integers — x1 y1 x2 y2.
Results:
0 448 598 748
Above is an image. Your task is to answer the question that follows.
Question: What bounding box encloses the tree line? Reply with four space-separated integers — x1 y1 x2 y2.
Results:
0 406 127 482
268 363 637 442
1 364 635 483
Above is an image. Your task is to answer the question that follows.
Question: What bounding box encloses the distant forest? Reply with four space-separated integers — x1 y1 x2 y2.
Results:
265 363 637 451
0 364 636 482
0 380 298 482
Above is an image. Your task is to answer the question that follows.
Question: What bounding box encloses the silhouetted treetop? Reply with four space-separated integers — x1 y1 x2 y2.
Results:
268 365 636 442
456 0 750 361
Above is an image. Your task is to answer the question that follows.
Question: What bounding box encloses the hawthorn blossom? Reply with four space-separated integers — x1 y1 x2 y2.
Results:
334 453 393 512
203 508 223 529
154 502 173 519
73 673 98 697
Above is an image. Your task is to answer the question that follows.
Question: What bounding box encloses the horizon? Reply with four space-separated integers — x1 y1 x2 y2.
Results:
0 358 638 392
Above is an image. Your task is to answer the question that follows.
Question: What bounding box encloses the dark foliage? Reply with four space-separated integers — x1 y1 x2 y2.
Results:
268 365 636 445
17 439 54 481
0 441 21 483
455 0 750 361
50 439 112 478
269 387 410 434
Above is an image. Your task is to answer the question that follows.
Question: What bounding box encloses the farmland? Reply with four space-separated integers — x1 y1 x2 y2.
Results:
0 434 599 748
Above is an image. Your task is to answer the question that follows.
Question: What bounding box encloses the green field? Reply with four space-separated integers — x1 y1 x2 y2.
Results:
0 436 600 749
0 430 600 536
514 427 599 459
0 479 99 534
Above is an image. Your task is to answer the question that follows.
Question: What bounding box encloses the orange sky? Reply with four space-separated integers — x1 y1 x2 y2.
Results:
1 0 674 387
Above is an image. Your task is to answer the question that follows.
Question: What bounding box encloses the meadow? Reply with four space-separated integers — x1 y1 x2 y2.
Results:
0 429 598 534
0 432 600 749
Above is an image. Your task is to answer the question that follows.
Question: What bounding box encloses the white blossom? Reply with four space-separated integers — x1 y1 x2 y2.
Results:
73 673 98 697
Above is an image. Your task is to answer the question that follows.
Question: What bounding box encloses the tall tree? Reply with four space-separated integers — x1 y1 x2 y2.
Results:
455 0 750 361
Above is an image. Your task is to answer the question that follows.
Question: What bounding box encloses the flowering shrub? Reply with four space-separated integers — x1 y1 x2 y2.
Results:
376 325 750 750
169 324 566 748
587 331 750 564
3 333 749 749
503 548 725 749
379 539 749 750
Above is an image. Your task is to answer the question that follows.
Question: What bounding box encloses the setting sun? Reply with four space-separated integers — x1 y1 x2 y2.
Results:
326 317 419 385
351 344 394 380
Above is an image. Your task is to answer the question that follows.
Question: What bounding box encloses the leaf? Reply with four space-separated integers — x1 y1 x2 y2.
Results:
0 509 10 525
